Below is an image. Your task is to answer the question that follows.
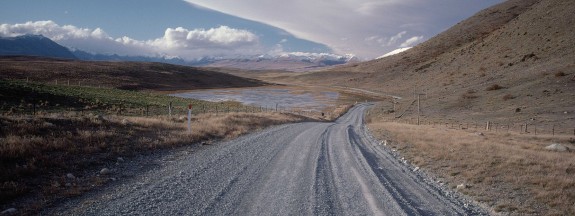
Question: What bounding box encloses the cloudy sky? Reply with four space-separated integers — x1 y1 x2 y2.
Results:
0 0 502 60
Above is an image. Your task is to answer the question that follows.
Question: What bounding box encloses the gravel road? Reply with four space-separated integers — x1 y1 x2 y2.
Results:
48 103 487 215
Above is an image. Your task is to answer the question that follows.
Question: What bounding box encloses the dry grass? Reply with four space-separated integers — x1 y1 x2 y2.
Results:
0 111 308 213
367 120 575 215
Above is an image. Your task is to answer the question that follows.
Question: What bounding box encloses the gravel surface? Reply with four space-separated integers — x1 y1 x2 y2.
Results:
46 103 487 215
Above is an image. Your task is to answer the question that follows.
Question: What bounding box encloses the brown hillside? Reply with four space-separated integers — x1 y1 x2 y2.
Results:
0 56 266 91
288 0 574 126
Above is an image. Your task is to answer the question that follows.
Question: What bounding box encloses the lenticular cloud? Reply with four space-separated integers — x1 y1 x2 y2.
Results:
185 0 502 58
0 20 261 60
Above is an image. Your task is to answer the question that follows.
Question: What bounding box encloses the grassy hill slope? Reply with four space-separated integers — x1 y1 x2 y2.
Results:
0 56 266 91
288 0 574 126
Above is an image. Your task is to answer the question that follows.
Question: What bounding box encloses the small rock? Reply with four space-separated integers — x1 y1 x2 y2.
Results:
94 115 104 121
110 178 117 181
457 183 468 190
121 119 130 125
545 143 569 152
1 208 17 215
117 157 124 162
66 173 75 179
475 132 484 136
52 181 61 188
100 168 112 175
413 167 420 172
43 122 55 127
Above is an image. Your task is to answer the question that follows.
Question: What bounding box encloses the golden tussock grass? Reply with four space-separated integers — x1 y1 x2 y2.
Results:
367 120 575 215
0 111 308 212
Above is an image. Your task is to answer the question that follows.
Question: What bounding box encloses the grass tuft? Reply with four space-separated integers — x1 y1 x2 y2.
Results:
486 84 504 91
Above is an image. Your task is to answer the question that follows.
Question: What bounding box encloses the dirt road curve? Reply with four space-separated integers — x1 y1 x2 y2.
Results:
49 103 487 215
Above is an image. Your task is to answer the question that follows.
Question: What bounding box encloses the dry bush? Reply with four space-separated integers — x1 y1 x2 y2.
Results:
502 94 516 101
486 84 504 91
554 71 566 77
461 89 478 99
368 121 575 215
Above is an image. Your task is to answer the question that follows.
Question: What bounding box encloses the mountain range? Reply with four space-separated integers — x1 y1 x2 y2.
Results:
0 34 77 59
0 34 357 71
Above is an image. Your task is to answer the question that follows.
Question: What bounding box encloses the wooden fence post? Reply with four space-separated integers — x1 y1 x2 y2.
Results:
168 102 172 117
188 104 192 134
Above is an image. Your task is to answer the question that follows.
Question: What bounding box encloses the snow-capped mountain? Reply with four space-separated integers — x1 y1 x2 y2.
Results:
0 35 359 71
192 53 359 71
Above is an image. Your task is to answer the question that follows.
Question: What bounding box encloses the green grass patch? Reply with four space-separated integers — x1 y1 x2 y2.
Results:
0 79 241 116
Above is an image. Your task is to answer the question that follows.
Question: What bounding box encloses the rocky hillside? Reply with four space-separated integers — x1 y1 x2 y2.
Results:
292 0 574 125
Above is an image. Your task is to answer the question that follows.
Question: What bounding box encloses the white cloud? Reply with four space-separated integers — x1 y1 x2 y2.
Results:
0 21 261 60
185 0 503 59
151 26 258 50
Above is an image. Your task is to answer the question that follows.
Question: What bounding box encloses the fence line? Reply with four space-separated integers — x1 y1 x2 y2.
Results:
1 101 331 120
379 116 574 137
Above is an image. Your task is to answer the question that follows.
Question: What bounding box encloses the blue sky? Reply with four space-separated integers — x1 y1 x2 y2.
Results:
0 0 503 60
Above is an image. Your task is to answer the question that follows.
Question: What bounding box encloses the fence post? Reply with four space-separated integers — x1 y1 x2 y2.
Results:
552 125 555 136
168 102 172 117
188 104 192 134
486 121 490 131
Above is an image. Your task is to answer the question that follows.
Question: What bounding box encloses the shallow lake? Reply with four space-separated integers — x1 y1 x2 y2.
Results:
171 86 340 112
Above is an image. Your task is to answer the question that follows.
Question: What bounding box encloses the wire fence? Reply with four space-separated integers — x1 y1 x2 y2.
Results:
0 100 334 120
377 116 575 137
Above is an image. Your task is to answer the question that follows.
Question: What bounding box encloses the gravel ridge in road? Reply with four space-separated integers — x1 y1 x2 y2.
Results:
46 103 488 215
